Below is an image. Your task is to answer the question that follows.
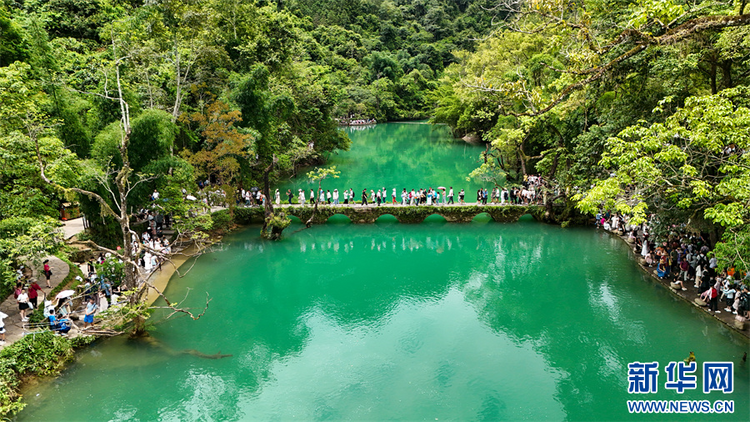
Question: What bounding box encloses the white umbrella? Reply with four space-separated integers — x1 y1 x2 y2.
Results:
55 290 75 299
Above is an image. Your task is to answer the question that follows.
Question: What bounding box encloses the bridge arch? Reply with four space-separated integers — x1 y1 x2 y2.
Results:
327 214 352 224
518 213 536 222
423 214 448 223
375 214 400 223
472 212 493 223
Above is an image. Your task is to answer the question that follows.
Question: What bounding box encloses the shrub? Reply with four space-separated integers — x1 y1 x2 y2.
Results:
210 209 233 232
0 331 77 416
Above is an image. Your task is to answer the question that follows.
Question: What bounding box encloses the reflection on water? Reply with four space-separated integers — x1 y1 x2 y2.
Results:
277 122 488 194
18 223 750 422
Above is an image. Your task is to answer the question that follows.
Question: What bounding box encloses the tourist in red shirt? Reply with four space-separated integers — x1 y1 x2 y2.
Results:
28 280 43 309
43 259 52 288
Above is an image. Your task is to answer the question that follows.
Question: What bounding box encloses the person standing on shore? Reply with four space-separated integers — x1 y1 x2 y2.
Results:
43 259 52 288
0 311 6 343
28 279 43 309
17 288 30 322
83 297 98 329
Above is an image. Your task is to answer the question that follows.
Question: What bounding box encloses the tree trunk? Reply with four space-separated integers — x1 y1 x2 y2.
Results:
306 182 322 228
721 60 733 89
260 155 277 234
517 150 527 175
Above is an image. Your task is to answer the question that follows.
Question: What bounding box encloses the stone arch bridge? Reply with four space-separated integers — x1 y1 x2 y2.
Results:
234 204 547 225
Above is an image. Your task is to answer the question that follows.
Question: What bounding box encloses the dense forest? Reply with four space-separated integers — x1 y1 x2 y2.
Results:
0 0 748 291
0 0 498 284
431 0 750 270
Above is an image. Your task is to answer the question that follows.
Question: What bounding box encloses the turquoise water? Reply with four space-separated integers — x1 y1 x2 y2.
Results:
276 122 488 197
16 123 750 421
18 222 750 421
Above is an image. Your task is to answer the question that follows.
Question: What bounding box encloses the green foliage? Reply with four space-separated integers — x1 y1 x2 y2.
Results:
713 226 750 274
48 253 84 297
210 209 233 232
91 109 176 172
96 255 126 288
0 4 28 66
307 166 341 184
0 216 64 293
0 331 78 416
98 288 152 332
261 212 292 240
578 87 750 229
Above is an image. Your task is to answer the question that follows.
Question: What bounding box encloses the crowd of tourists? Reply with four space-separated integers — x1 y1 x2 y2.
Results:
337 118 377 126
235 174 549 208
596 211 750 320
7 255 120 340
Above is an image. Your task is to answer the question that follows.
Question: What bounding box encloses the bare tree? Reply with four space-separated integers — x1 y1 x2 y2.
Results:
33 35 211 333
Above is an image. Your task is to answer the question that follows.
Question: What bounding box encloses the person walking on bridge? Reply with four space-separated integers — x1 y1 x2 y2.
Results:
361 189 369 206
447 187 454 204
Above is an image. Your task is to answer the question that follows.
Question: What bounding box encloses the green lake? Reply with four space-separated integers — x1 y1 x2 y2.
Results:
277 122 487 198
17 123 750 421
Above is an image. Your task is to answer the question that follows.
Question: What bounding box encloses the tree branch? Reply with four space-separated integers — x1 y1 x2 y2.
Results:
146 283 211 320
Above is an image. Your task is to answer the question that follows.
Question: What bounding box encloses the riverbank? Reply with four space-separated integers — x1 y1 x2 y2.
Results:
144 241 208 306
0 232 220 417
0 256 72 348
608 229 749 339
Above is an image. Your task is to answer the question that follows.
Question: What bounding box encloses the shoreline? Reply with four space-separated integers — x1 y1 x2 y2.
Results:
143 241 206 306
10 221 746 417
11 239 216 416
607 229 750 340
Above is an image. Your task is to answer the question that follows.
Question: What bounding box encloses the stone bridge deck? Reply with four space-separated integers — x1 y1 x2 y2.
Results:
233 204 546 224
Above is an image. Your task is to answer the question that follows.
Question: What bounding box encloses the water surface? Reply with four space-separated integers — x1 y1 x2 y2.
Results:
19 222 750 421
276 122 488 196
17 123 749 421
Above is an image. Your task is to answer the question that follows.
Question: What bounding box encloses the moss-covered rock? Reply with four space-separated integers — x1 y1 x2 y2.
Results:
261 213 292 240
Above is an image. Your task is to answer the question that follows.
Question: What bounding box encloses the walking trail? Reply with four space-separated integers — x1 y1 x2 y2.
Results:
0 256 70 348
